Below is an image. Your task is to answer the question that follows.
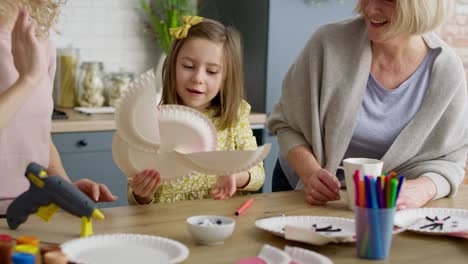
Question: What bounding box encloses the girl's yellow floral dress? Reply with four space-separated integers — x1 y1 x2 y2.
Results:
128 100 265 204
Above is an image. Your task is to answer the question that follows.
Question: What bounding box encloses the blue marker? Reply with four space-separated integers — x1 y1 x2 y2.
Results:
396 176 404 198
364 176 372 208
370 178 379 209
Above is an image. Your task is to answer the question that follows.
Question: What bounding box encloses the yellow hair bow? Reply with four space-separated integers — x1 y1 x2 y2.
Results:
169 16 204 39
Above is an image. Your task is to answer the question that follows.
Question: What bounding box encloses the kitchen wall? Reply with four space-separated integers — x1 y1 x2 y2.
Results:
51 0 468 79
439 0 468 78
51 0 161 76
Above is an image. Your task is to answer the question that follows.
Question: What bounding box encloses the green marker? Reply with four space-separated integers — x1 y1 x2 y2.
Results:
390 178 398 207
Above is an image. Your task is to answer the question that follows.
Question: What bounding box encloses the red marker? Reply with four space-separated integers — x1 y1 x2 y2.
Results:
235 198 254 215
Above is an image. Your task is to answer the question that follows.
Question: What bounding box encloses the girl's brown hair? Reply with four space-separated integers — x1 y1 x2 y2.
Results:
161 18 244 130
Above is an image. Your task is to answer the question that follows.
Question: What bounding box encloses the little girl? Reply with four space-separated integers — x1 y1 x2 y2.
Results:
129 16 265 204
0 0 116 215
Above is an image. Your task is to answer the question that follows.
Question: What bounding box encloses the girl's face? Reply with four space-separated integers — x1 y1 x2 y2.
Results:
359 0 396 43
175 37 224 111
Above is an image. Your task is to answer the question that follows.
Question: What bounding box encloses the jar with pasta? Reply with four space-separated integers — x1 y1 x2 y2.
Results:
54 46 79 107
105 71 134 107
77 62 105 107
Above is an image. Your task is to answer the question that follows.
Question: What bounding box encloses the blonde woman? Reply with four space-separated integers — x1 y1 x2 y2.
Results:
0 0 116 216
269 0 467 209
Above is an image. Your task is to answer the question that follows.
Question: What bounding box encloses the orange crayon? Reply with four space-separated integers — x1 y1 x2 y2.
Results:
235 198 254 215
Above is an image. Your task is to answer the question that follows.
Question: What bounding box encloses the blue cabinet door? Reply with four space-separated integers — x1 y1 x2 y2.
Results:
52 131 128 208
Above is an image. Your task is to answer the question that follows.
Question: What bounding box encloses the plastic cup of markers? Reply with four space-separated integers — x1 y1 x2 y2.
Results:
355 206 396 260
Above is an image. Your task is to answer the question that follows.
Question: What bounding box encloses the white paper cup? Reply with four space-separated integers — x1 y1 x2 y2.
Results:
339 158 383 210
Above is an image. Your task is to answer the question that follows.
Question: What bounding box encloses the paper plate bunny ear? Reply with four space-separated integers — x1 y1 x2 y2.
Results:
114 69 161 153
112 69 270 183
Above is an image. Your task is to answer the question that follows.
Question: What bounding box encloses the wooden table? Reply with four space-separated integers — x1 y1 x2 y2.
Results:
1 186 467 263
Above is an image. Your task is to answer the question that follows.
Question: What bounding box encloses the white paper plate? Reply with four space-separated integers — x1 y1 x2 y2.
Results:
255 216 354 238
255 245 333 264
394 208 468 234
114 136 271 183
112 133 194 183
156 105 218 154
114 69 161 153
115 69 217 154
74 106 115 114
285 246 333 264
60 233 189 264
113 70 270 183
258 244 291 264
175 144 271 176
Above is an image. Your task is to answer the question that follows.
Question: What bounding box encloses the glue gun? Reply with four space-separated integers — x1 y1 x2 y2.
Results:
6 162 104 237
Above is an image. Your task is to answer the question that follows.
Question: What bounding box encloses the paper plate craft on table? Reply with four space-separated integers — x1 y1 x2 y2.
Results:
237 244 333 264
394 208 468 234
60 233 189 264
285 246 333 264
113 69 271 183
255 215 355 245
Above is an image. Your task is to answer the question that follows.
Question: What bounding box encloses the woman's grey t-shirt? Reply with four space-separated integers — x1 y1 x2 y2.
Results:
279 48 438 188
343 48 438 160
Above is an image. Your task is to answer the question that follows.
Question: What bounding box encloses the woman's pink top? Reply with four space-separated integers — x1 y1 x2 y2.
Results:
0 30 56 214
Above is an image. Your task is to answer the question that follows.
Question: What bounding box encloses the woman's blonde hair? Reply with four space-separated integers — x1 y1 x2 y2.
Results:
161 18 244 130
0 0 66 38
356 0 453 39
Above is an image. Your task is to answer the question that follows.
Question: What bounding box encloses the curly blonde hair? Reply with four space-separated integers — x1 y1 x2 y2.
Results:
0 0 66 38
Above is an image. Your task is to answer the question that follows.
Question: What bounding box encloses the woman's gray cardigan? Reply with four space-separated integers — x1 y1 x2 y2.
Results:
268 17 468 199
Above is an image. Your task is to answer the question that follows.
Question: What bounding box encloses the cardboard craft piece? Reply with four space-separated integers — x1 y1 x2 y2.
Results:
112 69 271 183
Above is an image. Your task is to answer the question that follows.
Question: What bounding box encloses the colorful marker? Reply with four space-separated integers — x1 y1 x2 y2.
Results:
354 170 360 206
235 198 254 215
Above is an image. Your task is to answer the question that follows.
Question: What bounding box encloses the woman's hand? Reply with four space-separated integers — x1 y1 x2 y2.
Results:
396 177 436 210
303 169 341 205
211 175 237 200
73 179 118 202
11 9 44 84
131 170 161 204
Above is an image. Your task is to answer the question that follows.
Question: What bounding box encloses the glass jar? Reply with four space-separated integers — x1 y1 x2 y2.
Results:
54 46 79 108
77 62 105 107
105 71 134 107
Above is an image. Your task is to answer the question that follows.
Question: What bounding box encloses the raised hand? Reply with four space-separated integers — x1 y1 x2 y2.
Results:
131 170 161 204
11 9 45 84
304 168 341 205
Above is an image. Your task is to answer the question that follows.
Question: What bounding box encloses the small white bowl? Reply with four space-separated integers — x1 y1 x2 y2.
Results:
186 215 236 245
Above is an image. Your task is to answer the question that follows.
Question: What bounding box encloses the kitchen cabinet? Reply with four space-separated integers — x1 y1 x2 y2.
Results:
200 0 355 192
52 131 128 208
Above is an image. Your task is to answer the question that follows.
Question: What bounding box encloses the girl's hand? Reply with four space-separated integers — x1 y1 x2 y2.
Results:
303 168 341 205
73 179 118 202
131 170 161 204
211 175 237 200
11 10 44 84
396 177 436 210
